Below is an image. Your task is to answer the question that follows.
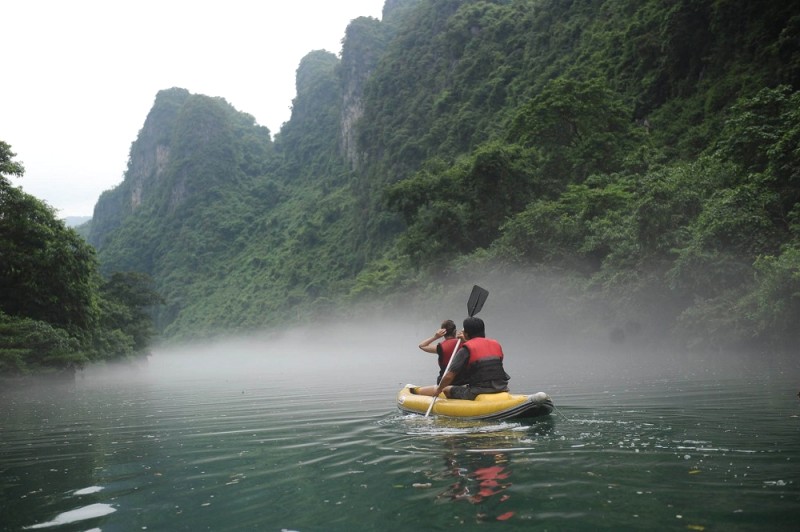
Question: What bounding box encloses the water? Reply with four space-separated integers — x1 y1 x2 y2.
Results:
1 336 799 531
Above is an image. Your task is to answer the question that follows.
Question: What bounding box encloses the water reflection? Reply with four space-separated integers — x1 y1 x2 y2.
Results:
25 502 116 530
438 450 515 521
402 417 556 523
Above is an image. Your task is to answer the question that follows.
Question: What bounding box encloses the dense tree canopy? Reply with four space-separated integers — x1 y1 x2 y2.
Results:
0 142 161 375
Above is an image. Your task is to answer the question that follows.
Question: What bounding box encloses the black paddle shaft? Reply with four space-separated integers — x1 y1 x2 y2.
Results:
467 285 489 317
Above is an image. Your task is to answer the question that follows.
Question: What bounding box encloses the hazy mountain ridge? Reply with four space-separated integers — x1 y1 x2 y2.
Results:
63 216 91 227
86 0 800 352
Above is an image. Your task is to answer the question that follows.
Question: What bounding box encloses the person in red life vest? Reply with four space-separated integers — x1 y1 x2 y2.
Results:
417 319 459 384
413 317 510 400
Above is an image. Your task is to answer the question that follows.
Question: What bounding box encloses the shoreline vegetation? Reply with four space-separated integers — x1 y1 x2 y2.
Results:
1 141 162 376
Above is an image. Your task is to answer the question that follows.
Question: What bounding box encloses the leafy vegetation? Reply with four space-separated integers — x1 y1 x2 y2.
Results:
12 0 798 358
0 142 162 375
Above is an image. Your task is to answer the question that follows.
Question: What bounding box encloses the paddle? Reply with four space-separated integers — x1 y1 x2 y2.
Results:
425 285 489 417
467 284 489 317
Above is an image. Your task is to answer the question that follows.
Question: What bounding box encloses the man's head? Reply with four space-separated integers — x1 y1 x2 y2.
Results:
462 317 485 339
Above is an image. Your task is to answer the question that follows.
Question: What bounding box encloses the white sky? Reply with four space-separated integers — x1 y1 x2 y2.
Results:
2 0 385 218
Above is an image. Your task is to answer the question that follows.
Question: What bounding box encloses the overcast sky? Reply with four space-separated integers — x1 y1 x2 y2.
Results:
3 0 385 218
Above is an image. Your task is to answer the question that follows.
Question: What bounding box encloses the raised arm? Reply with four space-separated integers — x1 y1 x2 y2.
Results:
418 328 445 354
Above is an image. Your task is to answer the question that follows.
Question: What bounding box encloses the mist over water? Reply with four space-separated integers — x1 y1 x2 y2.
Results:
2 310 799 531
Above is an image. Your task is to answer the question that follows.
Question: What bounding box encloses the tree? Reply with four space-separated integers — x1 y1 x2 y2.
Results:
508 77 642 184
0 183 99 334
98 272 163 354
0 141 162 375
0 311 84 374
0 142 96 373
0 141 25 183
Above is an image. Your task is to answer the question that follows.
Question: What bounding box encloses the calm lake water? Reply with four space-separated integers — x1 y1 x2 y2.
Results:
1 332 799 531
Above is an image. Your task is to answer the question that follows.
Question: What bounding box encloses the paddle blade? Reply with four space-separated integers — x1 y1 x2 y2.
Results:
467 285 489 317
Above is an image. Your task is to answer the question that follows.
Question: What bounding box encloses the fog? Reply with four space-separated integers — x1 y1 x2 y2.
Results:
77 271 799 397
7 277 798 532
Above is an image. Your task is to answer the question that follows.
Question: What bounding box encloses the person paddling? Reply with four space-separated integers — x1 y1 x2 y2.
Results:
418 319 459 384
413 317 510 400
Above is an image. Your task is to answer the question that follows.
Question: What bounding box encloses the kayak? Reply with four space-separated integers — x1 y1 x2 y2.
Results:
396 385 554 421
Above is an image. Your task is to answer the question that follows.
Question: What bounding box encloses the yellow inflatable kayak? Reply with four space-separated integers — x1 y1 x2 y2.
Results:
396 385 554 421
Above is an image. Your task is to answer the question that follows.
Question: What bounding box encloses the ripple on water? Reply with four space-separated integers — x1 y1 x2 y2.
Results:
3 363 799 531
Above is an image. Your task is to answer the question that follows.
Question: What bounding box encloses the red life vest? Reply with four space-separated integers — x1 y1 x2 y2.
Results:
438 337 460 370
435 337 460 383
464 337 504 364
460 337 508 385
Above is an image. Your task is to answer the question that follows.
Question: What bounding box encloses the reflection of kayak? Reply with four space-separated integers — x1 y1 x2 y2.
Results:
396 385 554 421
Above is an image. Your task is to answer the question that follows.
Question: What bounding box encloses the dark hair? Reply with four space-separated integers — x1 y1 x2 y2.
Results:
463 317 485 338
441 319 456 337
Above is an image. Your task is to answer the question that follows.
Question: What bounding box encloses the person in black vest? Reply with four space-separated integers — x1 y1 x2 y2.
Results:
417 319 459 384
413 317 510 400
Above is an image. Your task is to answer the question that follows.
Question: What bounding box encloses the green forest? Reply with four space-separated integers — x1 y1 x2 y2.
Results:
1 143 162 375
2 0 799 374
